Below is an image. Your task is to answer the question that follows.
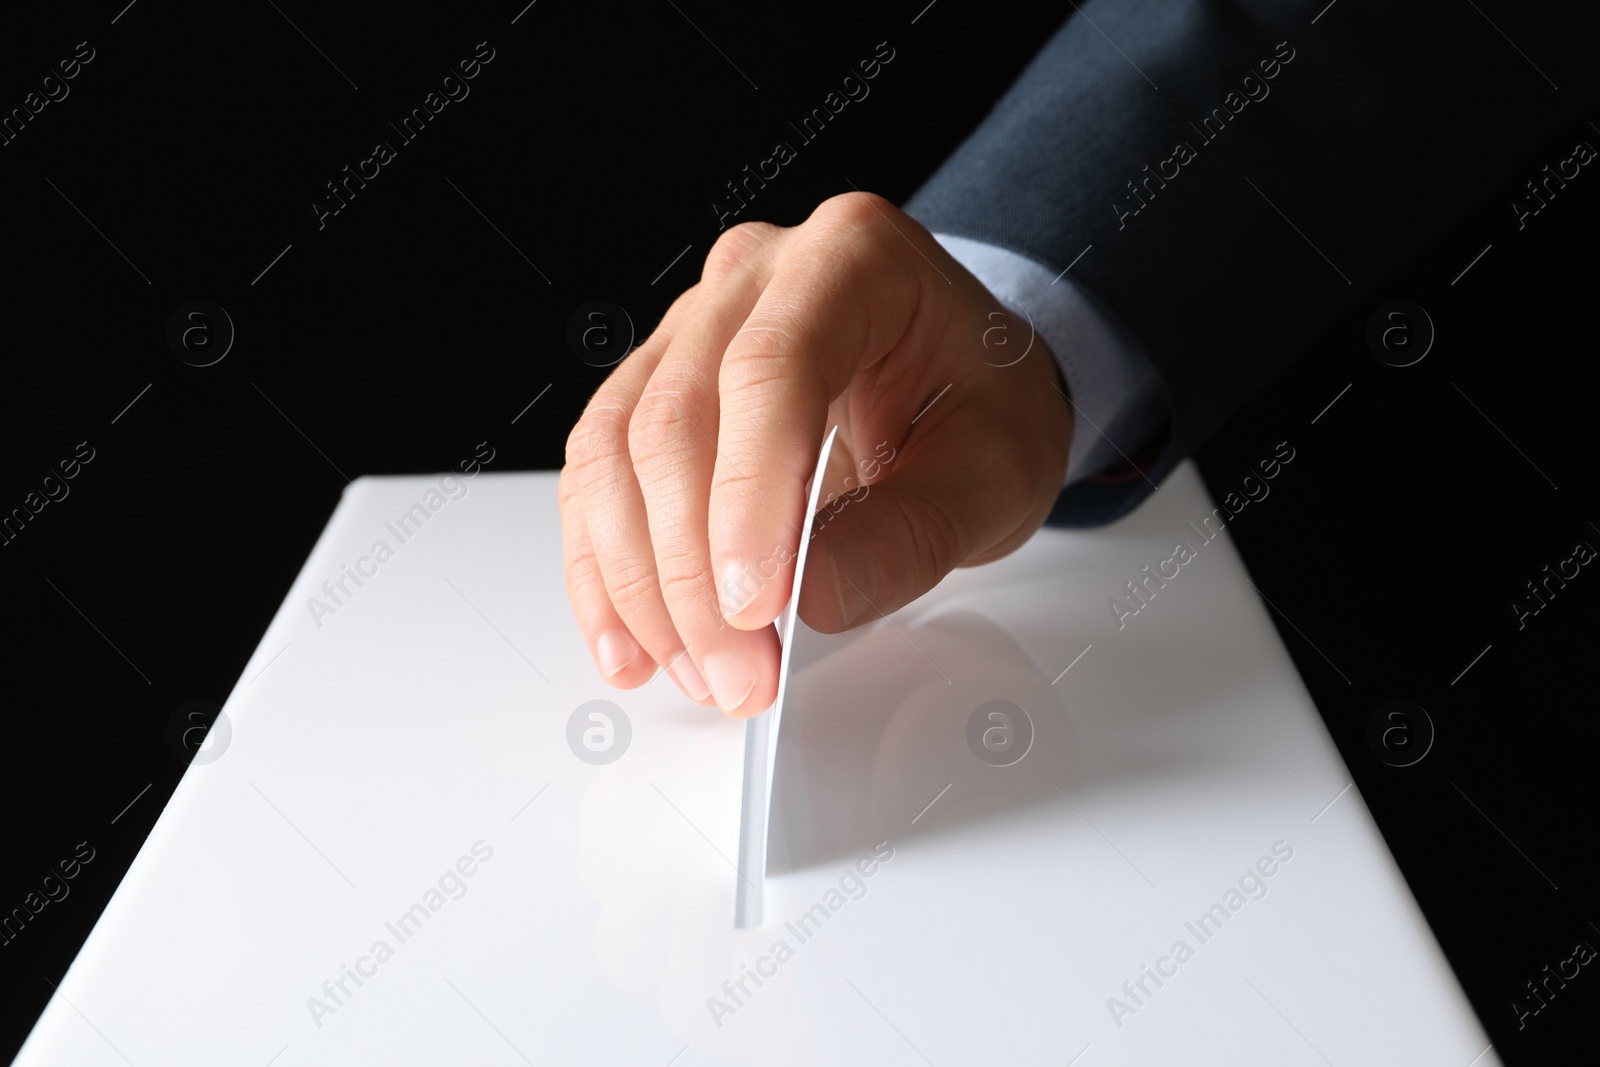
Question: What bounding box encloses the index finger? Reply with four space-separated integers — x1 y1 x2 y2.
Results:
707 192 930 630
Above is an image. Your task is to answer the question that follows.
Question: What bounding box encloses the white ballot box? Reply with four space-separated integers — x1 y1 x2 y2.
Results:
15 462 1496 1066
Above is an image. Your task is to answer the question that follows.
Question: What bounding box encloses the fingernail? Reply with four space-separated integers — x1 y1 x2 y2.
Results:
668 652 711 702
703 651 756 712
830 538 878 628
596 629 638 678
718 558 762 619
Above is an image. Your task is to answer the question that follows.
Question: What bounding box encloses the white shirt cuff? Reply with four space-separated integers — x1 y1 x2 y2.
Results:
933 233 1167 487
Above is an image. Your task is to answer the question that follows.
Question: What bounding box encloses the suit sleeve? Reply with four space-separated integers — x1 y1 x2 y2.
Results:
932 233 1169 489
903 0 1599 527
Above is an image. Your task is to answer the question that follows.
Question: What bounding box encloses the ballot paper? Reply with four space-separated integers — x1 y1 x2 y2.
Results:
734 426 838 929
16 461 1498 1067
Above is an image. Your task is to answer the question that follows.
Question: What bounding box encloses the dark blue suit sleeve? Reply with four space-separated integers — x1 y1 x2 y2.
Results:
903 0 1599 527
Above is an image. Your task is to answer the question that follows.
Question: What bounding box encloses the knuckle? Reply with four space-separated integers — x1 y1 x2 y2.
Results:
567 552 609 600
721 325 803 396
627 390 696 465
817 190 895 232
606 560 660 614
557 466 581 507
565 405 628 474
709 461 765 499
656 564 709 607
729 317 801 359
704 221 777 280
805 193 920 301
663 281 701 320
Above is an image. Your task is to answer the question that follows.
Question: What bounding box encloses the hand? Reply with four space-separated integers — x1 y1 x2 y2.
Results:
560 191 1072 716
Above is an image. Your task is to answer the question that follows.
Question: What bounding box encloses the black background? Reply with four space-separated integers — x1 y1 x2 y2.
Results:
0 0 1593 1062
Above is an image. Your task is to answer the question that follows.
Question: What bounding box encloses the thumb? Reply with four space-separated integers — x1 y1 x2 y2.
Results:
796 426 1042 633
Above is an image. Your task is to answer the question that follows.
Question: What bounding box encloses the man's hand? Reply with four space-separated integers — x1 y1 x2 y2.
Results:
560 191 1072 716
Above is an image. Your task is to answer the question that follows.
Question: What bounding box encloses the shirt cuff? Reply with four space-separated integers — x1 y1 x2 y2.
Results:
933 233 1168 488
